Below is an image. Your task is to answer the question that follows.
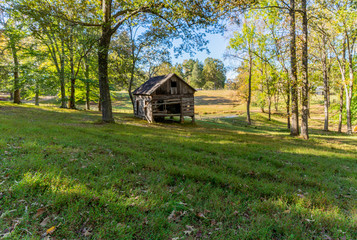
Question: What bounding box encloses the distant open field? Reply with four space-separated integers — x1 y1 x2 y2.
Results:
0 90 350 132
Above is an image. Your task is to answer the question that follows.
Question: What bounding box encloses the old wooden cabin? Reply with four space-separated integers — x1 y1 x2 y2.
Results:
133 73 196 123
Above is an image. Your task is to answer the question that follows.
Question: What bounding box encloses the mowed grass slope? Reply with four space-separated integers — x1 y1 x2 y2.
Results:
0 102 356 239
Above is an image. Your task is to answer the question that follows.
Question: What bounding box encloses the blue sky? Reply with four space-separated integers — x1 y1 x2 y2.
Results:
169 32 238 79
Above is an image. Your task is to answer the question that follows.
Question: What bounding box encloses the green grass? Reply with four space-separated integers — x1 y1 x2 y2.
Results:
0 102 356 239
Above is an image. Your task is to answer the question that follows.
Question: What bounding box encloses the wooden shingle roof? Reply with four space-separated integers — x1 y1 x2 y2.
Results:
133 73 195 95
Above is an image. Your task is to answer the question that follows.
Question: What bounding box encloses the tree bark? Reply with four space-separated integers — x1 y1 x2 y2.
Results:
10 40 21 104
98 96 102 111
286 77 291 129
247 50 252 125
289 0 299 136
337 38 347 133
301 0 309 139
265 63 271 121
84 56 90 110
128 59 136 113
345 33 354 135
60 39 67 108
322 36 329 131
97 0 114 122
69 31 76 109
35 91 39 106
338 85 343 133
98 26 114 122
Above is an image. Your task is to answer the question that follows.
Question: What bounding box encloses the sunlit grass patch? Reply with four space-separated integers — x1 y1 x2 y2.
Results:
0 101 356 239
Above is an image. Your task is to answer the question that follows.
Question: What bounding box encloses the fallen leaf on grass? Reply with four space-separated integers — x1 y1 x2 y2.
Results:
46 226 56 234
40 217 50 227
168 210 187 222
168 210 176 221
82 227 92 237
33 207 46 219
196 212 206 219
184 225 195 235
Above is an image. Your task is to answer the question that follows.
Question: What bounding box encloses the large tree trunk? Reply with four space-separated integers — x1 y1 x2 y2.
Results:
60 39 67 108
98 27 114 122
322 36 329 131
10 41 21 104
289 0 299 136
301 0 309 139
97 0 114 122
247 50 252 125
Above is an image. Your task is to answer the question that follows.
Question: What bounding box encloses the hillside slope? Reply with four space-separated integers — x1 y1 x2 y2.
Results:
0 102 356 239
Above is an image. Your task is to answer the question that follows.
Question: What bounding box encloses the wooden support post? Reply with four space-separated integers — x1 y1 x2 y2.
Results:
191 115 195 123
180 97 184 123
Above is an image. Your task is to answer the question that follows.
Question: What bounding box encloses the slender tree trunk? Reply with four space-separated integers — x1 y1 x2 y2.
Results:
128 60 136 113
301 0 309 139
338 38 347 133
338 85 343 133
84 56 90 110
322 36 329 131
35 91 39 106
247 50 252 125
69 32 76 109
265 63 271 121
286 77 291 129
289 0 299 136
98 97 102 111
60 39 67 108
10 41 21 104
35 81 39 106
10 92 13 100
345 34 354 135
268 97 271 121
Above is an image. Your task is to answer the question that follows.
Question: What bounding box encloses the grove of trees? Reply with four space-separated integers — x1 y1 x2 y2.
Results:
227 0 356 137
1 0 356 139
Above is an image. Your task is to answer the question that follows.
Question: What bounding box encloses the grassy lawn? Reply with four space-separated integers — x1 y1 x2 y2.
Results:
0 96 356 239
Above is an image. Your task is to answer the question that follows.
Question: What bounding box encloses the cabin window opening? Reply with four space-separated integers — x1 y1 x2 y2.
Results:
166 103 181 114
171 81 177 88
158 100 165 111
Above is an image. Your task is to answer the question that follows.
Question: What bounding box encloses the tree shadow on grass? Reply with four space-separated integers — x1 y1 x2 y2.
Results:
1 102 356 238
